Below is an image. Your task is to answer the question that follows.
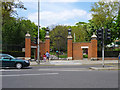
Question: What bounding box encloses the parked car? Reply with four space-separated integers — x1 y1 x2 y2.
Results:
0 54 30 69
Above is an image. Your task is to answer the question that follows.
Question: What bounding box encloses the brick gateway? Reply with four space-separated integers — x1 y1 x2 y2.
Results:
25 31 97 60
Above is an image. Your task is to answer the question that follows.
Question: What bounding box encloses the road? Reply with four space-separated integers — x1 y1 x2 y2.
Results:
1 65 118 88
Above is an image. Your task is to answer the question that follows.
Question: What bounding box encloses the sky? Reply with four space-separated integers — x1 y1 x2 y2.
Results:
16 0 100 27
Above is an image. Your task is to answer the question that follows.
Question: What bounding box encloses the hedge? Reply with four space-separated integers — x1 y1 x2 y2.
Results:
2 51 25 57
97 51 120 57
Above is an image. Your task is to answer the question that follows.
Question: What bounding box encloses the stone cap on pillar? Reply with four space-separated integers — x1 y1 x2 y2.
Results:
67 35 73 39
45 35 50 39
91 32 97 40
25 31 31 38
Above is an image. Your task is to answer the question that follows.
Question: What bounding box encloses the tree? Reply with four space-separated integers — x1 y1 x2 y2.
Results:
50 25 68 51
2 1 27 45
114 5 120 40
2 18 37 45
91 0 119 28
2 1 26 25
90 0 120 44
73 22 90 42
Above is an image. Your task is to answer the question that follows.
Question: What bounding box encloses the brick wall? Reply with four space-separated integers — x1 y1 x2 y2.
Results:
91 39 97 58
40 42 45 57
72 42 91 60
25 37 31 60
98 57 118 60
67 39 73 59
45 39 50 53
31 42 45 59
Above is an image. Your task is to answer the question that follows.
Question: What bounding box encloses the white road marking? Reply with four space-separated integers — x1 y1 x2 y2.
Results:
38 68 92 71
0 68 92 72
0 69 22 71
1 73 59 77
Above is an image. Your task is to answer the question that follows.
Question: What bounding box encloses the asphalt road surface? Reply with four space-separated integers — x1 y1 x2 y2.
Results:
1 65 118 88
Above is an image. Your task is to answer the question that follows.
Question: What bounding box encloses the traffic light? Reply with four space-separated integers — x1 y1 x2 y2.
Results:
97 29 103 40
33 37 37 44
105 29 111 40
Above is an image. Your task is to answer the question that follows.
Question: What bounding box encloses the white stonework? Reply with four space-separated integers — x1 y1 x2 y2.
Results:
67 35 72 39
45 35 50 38
91 32 97 38
81 46 89 49
25 31 31 37
25 57 31 60
67 57 72 60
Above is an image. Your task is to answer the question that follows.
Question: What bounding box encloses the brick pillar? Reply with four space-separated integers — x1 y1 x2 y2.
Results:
67 35 73 60
91 33 97 59
25 32 31 60
45 35 50 53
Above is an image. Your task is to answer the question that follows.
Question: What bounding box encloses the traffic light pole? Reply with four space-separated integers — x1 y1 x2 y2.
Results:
102 27 104 67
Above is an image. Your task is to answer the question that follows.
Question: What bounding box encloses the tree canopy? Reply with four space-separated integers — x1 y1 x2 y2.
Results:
1 0 120 52
2 1 45 46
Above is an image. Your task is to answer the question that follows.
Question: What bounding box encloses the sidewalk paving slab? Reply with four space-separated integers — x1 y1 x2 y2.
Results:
29 60 119 70
30 60 118 66
89 66 118 70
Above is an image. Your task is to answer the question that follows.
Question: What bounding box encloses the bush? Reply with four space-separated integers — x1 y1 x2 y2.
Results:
97 51 120 57
83 54 88 58
2 51 25 57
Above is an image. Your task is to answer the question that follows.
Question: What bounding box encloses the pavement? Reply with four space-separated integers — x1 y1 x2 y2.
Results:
30 59 118 70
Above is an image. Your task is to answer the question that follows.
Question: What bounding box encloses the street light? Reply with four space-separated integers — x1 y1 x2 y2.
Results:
102 27 104 67
46 27 50 36
68 28 72 35
37 0 40 64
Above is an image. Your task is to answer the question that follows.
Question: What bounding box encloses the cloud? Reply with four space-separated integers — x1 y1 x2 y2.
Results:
16 0 100 2
28 9 92 27
5 0 120 2
40 0 79 2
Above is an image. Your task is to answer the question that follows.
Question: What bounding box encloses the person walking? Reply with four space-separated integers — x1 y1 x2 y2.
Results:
43 53 46 62
46 51 50 61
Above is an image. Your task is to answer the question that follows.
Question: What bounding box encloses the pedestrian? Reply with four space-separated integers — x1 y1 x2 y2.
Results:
46 51 50 61
43 53 46 62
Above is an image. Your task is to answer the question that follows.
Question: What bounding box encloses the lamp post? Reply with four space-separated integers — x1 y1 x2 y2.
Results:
37 0 40 64
102 27 104 67
46 27 50 36
68 28 72 36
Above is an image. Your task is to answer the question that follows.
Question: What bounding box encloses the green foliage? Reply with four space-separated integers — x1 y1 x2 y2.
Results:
72 22 90 42
113 48 120 51
91 1 119 28
40 27 46 42
2 0 120 53
90 0 120 45
59 54 67 58
2 1 45 47
2 1 26 26
50 23 92 51
2 17 38 45
83 54 88 58
113 6 120 40
50 25 68 51
74 21 93 42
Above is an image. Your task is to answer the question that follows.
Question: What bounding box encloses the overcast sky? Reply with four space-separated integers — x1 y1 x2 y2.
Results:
16 0 100 27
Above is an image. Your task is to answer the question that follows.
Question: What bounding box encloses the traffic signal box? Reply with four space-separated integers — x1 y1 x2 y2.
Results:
105 29 111 40
97 28 111 41
97 29 103 40
33 37 37 44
